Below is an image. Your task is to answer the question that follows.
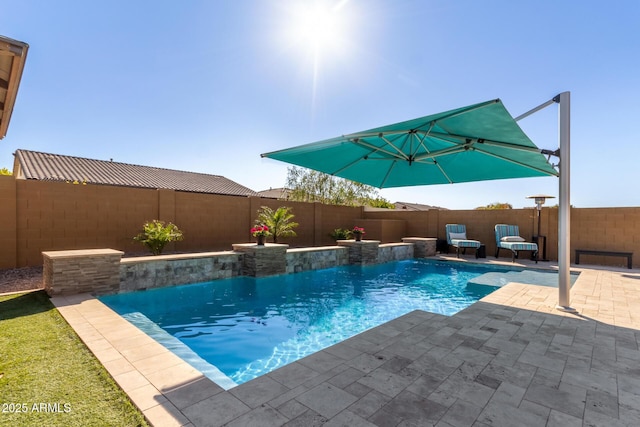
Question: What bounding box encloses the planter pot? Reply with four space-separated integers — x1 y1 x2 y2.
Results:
256 235 266 245
354 234 362 242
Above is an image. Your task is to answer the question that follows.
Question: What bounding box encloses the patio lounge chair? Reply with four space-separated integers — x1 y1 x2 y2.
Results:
445 224 482 258
494 224 538 263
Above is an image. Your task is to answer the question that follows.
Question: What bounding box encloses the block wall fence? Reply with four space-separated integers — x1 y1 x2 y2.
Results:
1 175 638 269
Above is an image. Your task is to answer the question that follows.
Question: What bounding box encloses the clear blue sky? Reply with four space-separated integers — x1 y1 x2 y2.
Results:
2 1 638 209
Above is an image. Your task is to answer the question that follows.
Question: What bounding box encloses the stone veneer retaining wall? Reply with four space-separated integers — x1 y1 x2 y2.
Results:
119 251 243 292
286 246 350 274
43 249 124 296
378 243 415 263
337 240 381 265
43 239 435 295
232 243 289 277
401 237 437 257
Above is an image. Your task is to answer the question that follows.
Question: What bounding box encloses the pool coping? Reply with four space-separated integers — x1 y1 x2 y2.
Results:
50 256 640 426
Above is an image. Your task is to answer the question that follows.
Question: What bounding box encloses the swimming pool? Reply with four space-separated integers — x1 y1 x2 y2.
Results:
100 259 510 387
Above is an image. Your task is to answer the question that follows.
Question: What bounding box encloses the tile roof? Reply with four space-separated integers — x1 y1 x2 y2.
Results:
13 149 260 197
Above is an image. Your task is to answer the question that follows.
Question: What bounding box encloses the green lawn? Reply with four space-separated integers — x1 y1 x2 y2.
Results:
0 291 149 427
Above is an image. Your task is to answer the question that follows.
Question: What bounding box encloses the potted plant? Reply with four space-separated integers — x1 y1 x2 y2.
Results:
251 224 270 245
255 206 298 243
352 226 365 242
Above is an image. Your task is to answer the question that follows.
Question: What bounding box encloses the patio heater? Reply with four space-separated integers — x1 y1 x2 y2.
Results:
526 194 555 261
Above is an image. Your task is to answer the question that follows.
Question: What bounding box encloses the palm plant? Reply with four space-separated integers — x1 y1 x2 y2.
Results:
255 206 298 243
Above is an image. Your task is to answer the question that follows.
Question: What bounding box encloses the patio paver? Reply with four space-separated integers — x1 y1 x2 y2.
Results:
50 257 640 426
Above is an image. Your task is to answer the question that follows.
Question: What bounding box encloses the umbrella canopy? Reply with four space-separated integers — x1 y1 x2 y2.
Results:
262 99 558 188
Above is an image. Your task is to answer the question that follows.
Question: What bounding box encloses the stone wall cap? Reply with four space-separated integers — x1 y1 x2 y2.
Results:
287 246 345 253
379 242 414 248
402 237 437 241
358 218 407 223
120 251 238 264
42 248 124 258
232 243 289 250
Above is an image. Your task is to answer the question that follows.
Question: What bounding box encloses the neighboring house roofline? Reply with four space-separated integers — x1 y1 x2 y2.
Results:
257 187 290 199
393 201 448 211
13 149 260 197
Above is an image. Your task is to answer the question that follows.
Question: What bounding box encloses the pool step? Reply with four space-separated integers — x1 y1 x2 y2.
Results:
468 270 579 288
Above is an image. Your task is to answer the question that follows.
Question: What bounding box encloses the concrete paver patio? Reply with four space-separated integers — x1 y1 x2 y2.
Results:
51 258 640 426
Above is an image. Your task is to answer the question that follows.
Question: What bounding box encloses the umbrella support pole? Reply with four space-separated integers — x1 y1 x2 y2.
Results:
556 91 574 312
516 92 575 313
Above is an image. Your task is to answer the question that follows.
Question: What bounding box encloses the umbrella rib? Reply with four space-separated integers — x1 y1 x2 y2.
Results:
414 144 470 161
420 131 542 153
379 160 397 187
472 146 559 176
412 123 465 162
331 156 366 176
350 138 408 160
407 128 454 184
331 137 407 176
472 138 543 153
413 124 436 158
437 163 454 184
379 135 410 160
413 142 557 176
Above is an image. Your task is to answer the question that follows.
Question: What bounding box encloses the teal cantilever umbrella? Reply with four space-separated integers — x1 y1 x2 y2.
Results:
263 94 574 313
261 99 558 187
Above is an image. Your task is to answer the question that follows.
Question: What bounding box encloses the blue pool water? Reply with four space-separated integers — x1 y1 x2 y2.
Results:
100 260 511 386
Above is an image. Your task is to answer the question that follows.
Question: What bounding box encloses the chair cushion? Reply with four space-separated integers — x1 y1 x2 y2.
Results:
449 231 467 240
452 239 481 248
501 236 525 242
499 241 538 251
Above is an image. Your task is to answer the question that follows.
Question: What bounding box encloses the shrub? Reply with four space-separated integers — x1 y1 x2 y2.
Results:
133 220 184 255
329 228 352 240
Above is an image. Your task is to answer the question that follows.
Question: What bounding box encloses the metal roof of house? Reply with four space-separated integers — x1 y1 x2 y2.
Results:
0 36 29 140
394 201 448 211
13 149 260 197
257 187 290 199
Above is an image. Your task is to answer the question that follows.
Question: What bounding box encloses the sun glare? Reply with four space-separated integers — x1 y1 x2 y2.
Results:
288 1 350 57
279 0 354 117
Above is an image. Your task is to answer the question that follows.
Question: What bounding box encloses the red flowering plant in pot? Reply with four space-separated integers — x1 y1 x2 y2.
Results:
352 226 365 241
251 225 270 245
